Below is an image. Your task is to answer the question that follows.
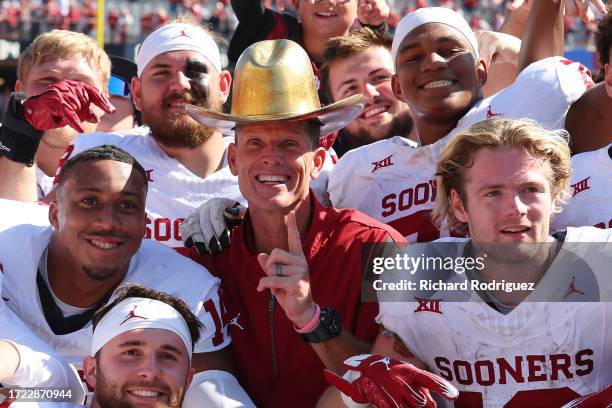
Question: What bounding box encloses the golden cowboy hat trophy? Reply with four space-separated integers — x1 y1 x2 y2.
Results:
186 39 365 137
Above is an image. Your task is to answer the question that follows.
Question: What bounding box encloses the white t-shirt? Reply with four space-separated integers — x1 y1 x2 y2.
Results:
329 57 592 242
554 144 612 231
59 126 243 248
377 227 612 407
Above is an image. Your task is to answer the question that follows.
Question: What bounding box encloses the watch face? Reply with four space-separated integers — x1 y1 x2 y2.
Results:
300 308 342 343
321 308 342 335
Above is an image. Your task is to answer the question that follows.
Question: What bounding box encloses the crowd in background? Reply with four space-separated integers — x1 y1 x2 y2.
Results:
0 0 601 47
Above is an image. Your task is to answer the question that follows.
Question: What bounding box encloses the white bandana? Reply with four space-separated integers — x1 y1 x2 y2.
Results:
91 297 193 360
136 23 222 77
391 7 479 65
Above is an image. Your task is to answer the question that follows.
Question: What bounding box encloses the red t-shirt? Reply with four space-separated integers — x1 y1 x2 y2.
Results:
188 195 405 407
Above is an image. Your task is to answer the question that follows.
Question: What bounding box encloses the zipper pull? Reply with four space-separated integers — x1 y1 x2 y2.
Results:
268 294 277 312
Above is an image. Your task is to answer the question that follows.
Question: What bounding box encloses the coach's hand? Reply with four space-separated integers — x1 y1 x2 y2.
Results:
324 354 459 408
181 198 246 255
256 211 317 328
23 80 115 133
561 385 612 408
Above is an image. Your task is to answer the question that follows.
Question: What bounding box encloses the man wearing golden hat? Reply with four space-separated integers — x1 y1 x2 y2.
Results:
185 39 406 407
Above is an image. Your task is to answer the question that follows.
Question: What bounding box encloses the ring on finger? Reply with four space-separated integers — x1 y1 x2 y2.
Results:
276 264 284 277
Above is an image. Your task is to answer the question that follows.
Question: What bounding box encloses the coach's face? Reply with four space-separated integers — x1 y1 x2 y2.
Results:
229 122 325 212
450 147 556 260
84 328 192 408
49 159 146 282
392 23 486 127
133 50 231 149
328 46 412 143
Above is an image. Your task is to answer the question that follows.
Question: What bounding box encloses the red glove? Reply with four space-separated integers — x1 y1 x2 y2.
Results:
324 354 459 408
23 80 115 133
561 385 612 408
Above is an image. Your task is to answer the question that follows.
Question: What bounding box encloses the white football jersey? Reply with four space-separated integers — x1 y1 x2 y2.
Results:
377 227 612 408
1 270 82 391
0 199 49 231
0 224 231 369
329 57 592 242
36 167 54 200
58 126 243 248
554 144 612 231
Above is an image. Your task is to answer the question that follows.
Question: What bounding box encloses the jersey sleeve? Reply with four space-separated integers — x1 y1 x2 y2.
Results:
0 199 49 232
328 148 374 211
0 306 82 395
192 279 232 353
512 57 592 129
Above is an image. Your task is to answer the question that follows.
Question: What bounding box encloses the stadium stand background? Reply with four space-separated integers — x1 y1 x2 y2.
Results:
0 0 602 112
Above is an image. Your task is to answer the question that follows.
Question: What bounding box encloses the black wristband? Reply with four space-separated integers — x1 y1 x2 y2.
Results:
359 21 386 31
0 95 43 166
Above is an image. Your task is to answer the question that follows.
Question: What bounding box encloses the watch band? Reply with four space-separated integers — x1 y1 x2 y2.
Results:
299 307 342 343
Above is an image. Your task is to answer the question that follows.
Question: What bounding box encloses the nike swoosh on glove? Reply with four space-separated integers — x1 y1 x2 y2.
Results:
180 197 246 255
561 385 612 408
24 80 115 132
325 354 459 408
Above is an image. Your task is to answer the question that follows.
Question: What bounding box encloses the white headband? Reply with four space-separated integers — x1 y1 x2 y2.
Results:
136 23 222 77
391 7 479 65
91 297 193 361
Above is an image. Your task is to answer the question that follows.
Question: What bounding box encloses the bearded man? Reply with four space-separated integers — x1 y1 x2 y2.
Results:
60 19 241 248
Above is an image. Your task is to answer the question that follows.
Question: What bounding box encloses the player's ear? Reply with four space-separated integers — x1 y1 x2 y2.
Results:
132 77 142 111
82 356 98 389
48 200 60 230
219 70 232 104
391 74 407 103
476 57 488 88
450 189 469 223
186 368 195 389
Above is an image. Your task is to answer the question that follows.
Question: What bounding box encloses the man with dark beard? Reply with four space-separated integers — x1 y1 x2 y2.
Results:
82 285 203 408
319 28 416 157
57 18 242 248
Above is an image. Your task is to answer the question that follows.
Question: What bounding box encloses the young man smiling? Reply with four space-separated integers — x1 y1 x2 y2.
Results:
59 19 242 249
328 1 604 243
185 39 405 407
326 118 612 408
319 27 416 156
0 29 114 202
83 285 203 408
0 146 254 406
